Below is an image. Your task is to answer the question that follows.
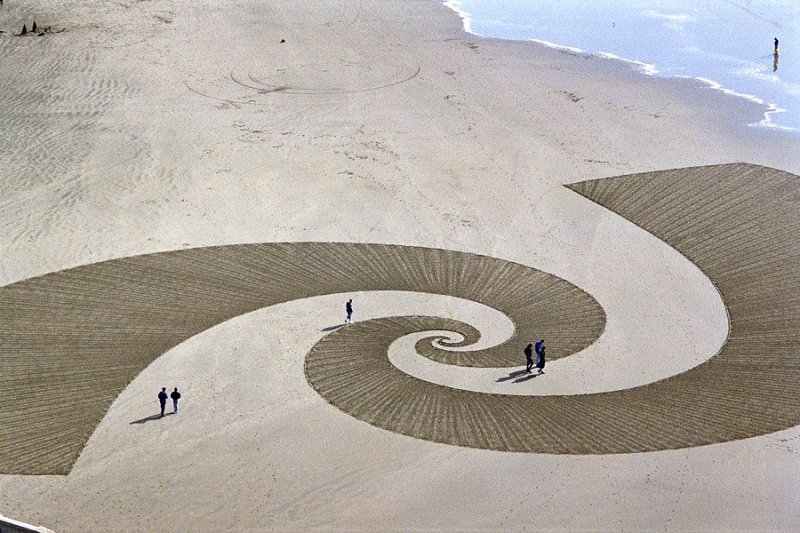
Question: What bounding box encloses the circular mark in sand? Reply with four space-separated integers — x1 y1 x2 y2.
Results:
186 57 420 104
235 59 421 95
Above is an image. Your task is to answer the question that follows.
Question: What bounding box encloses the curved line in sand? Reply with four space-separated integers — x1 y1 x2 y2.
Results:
304 163 800 454
1 163 797 474
184 59 421 105
229 62 421 96
0 242 603 475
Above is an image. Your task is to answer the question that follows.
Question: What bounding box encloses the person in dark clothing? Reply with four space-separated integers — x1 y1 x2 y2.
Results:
535 344 546 374
158 387 168 417
345 299 353 324
524 343 534 373
774 37 779 53
170 387 181 414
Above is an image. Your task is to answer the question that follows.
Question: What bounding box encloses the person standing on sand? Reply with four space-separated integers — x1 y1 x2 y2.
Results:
524 343 534 373
158 387 168 417
535 342 546 374
345 299 353 324
170 387 181 414
774 37 779 53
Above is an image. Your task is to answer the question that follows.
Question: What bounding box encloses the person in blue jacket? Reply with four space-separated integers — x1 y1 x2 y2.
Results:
158 387 168 417
535 341 546 374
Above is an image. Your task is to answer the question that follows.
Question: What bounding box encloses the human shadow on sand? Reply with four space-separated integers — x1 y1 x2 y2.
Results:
496 369 528 383
130 413 175 424
321 324 346 332
497 369 543 384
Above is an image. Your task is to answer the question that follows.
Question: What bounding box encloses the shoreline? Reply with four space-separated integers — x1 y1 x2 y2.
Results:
442 0 798 134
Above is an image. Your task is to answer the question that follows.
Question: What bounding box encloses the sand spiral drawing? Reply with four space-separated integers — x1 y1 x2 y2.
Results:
2 163 798 475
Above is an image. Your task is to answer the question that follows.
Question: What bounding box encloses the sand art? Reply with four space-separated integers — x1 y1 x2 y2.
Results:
2 1 798 529
3 163 797 475
0 242 604 475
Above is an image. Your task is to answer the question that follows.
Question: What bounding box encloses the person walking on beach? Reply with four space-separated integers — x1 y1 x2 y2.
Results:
774 37 779 54
345 299 353 324
158 387 168 417
170 387 181 414
524 343 534 373
535 341 546 374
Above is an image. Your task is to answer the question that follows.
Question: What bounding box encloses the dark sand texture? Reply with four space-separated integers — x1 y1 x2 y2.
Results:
307 163 799 453
2 163 797 475
0 243 603 475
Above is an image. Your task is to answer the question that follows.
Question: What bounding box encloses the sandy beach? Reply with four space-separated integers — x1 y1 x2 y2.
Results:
1 0 798 531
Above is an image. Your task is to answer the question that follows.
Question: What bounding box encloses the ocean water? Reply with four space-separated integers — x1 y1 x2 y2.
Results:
445 0 800 133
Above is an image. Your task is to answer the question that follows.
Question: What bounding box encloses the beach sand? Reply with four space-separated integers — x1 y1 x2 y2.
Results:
1 0 798 531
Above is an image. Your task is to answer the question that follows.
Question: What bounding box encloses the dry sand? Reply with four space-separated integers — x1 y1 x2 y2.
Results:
1 0 798 531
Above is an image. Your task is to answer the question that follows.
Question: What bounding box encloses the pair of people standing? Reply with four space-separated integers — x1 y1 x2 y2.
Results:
524 339 546 374
158 387 181 417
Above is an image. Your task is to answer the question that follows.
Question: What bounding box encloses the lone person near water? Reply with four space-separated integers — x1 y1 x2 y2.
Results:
773 37 780 71
158 387 168 417
345 299 353 324
524 343 534 373
170 387 181 414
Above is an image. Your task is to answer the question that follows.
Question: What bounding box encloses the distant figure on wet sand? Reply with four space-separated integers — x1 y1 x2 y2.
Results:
774 37 779 54
524 343 534 373
158 387 168 417
170 387 181 414
345 299 353 324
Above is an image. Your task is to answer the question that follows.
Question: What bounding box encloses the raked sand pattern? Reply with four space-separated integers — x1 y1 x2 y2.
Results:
2 163 798 476
0 241 604 475
307 164 800 454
